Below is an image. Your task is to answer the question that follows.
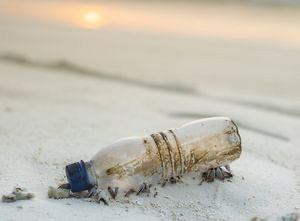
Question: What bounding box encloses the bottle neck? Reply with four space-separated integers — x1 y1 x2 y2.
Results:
84 161 97 187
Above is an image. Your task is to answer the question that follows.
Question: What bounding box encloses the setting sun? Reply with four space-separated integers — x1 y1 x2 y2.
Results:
81 10 103 29
84 11 100 23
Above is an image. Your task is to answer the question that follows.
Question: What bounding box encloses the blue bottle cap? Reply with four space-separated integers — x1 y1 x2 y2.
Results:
65 160 91 192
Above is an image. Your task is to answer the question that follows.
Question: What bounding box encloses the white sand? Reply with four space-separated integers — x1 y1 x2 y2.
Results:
0 1 300 220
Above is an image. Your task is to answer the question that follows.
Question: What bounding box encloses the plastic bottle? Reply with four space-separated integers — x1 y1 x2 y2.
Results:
65 117 241 193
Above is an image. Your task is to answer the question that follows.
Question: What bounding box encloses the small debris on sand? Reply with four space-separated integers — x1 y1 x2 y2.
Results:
2 186 34 203
48 186 89 200
48 187 70 199
251 218 266 221
251 212 299 221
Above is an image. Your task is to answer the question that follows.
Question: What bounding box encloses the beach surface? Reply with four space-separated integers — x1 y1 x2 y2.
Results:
0 1 300 220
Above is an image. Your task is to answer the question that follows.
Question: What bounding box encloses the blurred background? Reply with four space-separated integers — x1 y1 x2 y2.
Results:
1 0 300 104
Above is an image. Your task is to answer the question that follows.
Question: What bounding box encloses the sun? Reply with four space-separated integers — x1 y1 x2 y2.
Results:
81 10 103 29
84 11 100 23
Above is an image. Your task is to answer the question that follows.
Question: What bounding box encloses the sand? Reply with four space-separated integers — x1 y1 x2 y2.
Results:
0 1 300 220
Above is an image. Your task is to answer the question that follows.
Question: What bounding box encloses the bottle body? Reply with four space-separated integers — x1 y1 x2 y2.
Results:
66 117 241 192
90 117 241 191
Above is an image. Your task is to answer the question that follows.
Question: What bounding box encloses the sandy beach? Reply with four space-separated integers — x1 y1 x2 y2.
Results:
0 0 300 220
